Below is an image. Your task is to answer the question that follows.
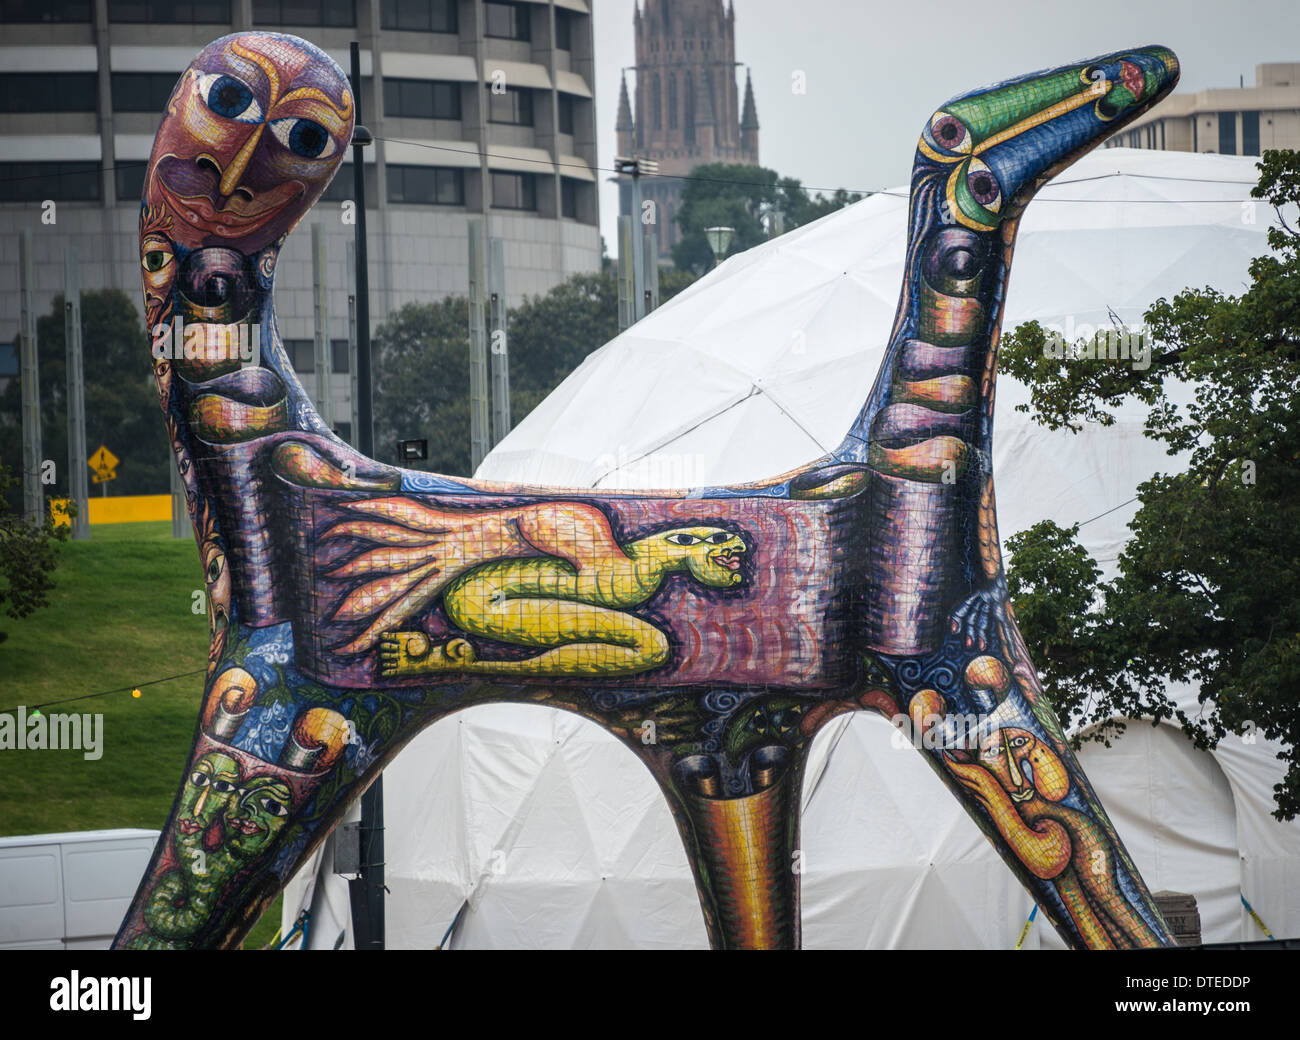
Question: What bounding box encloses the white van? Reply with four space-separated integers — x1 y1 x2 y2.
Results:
0 829 159 949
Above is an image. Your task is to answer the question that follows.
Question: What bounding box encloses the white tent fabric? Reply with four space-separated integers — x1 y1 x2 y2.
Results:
284 149 1300 948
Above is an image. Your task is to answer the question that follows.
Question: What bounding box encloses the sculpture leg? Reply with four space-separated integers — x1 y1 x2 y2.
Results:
889 622 1176 949
659 749 803 950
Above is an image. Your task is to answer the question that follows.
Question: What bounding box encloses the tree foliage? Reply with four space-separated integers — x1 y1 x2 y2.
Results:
0 288 170 509
0 460 67 644
372 271 665 476
670 163 864 274
1001 150 1300 818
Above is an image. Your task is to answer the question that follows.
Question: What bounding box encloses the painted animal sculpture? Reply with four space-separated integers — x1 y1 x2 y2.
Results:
115 32 1181 950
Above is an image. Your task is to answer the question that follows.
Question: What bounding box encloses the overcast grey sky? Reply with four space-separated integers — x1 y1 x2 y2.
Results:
591 0 1300 247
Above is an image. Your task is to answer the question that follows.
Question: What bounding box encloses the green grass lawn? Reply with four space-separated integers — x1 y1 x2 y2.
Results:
0 520 281 948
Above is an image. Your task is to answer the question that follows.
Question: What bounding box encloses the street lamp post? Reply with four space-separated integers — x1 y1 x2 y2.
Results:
705 225 735 268
615 155 660 321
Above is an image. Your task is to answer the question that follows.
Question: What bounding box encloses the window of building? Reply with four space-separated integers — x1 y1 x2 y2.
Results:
333 420 352 443
383 78 461 120
484 1 529 41
320 165 376 204
554 9 572 50
491 171 535 210
557 93 575 135
2 0 91 20
0 73 98 112
287 339 316 373
1242 110 1260 156
331 338 350 373
380 0 455 32
0 162 100 202
115 161 147 201
1218 111 1236 155
652 72 662 130
561 177 578 218
109 0 232 21
486 85 533 125
112 72 181 113
250 0 354 26
386 164 464 205
668 75 677 129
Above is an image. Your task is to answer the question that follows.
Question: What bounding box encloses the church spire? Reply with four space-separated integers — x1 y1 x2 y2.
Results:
616 70 635 156
740 68 759 161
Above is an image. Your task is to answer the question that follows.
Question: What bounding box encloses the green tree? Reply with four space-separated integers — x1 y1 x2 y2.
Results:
670 163 863 274
372 272 633 476
371 295 473 475
0 289 169 509
1000 150 1300 818
0 460 67 644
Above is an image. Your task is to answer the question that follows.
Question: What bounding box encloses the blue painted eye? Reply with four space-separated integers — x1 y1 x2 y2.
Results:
269 117 337 159
196 72 262 123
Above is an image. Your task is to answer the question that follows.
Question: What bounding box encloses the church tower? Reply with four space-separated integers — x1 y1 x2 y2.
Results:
618 0 760 260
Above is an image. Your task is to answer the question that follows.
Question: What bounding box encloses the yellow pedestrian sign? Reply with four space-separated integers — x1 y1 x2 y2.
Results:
89 445 118 485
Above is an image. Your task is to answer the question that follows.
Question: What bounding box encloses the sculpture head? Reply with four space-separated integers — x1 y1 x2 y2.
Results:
918 46 1179 231
639 528 747 589
145 31 353 256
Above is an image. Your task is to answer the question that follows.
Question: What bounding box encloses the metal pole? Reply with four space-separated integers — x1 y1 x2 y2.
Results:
348 39 384 952
351 45 374 459
347 239 359 447
19 229 42 523
488 235 510 447
630 167 645 320
467 217 490 468
64 246 89 540
616 215 634 331
642 229 659 315
312 222 332 429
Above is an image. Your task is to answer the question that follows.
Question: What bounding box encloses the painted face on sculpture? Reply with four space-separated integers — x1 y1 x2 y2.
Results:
656 528 747 589
178 752 240 846
978 727 1071 804
227 776 292 858
197 505 232 672
146 32 353 255
919 47 1179 231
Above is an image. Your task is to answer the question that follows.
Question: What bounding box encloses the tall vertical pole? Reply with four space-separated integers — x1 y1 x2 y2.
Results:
630 168 646 321
467 217 490 469
616 215 634 331
351 45 373 459
488 236 510 447
346 239 359 447
19 230 42 523
63 246 89 540
311 222 332 428
348 40 384 951
642 229 659 316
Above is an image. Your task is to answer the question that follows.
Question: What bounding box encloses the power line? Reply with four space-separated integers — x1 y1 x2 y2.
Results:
0 145 1265 206
0 667 208 716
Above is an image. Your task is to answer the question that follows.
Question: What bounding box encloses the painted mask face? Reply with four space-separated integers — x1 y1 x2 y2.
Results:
178 752 240 845
145 32 353 255
197 505 232 671
978 727 1071 804
659 528 747 588
141 238 177 326
227 775 292 858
